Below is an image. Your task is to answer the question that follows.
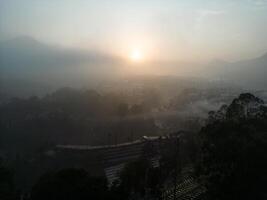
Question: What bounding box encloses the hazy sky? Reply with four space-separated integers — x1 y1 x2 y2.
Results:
1 0 267 62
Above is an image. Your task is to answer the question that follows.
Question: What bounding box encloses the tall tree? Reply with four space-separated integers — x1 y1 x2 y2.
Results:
198 93 267 200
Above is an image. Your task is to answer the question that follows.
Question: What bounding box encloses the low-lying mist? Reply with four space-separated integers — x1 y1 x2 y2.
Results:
1 36 267 99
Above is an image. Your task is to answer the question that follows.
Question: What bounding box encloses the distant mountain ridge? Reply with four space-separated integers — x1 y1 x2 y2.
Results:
0 36 120 75
0 36 123 97
0 36 122 70
204 53 267 90
0 36 266 97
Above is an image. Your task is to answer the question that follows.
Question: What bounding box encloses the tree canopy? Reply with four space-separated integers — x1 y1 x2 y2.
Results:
199 93 267 200
30 168 108 200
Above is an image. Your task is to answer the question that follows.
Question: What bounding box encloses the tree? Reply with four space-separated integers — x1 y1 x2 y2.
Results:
119 158 150 198
0 158 16 200
110 157 163 200
130 104 144 115
30 168 108 200
159 136 181 200
117 103 129 118
198 93 267 200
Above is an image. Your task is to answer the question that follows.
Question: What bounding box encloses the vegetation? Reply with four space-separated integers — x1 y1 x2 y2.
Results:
0 158 17 200
198 93 267 200
1 91 267 200
30 169 108 200
0 87 159 156
110 157 163 200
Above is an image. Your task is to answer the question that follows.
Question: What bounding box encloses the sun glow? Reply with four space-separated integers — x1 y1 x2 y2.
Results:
129 49 144 62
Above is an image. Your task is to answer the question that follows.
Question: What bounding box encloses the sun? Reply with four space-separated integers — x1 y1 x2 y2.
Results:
129 49 143 62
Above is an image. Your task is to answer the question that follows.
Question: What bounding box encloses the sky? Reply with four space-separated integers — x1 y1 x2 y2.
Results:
1 0 267 62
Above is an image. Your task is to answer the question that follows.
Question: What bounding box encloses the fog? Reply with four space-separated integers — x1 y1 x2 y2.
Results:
1 1 267 199
0 36 266 100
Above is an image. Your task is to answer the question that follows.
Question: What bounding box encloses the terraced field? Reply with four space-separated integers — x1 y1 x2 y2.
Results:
162 167 205 200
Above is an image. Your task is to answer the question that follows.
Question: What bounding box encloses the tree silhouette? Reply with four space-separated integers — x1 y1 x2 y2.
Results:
110 157 164 200
0 158 16 200
198 93 267 200
30 168 108 200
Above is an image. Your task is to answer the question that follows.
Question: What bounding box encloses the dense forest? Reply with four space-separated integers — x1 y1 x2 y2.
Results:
1 91 266 200
1 0 267 199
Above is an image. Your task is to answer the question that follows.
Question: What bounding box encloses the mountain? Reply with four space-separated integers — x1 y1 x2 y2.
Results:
232 53 267 89
0 36 120 75
0 36 123 97
0 36 266 97
206 53 267 90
